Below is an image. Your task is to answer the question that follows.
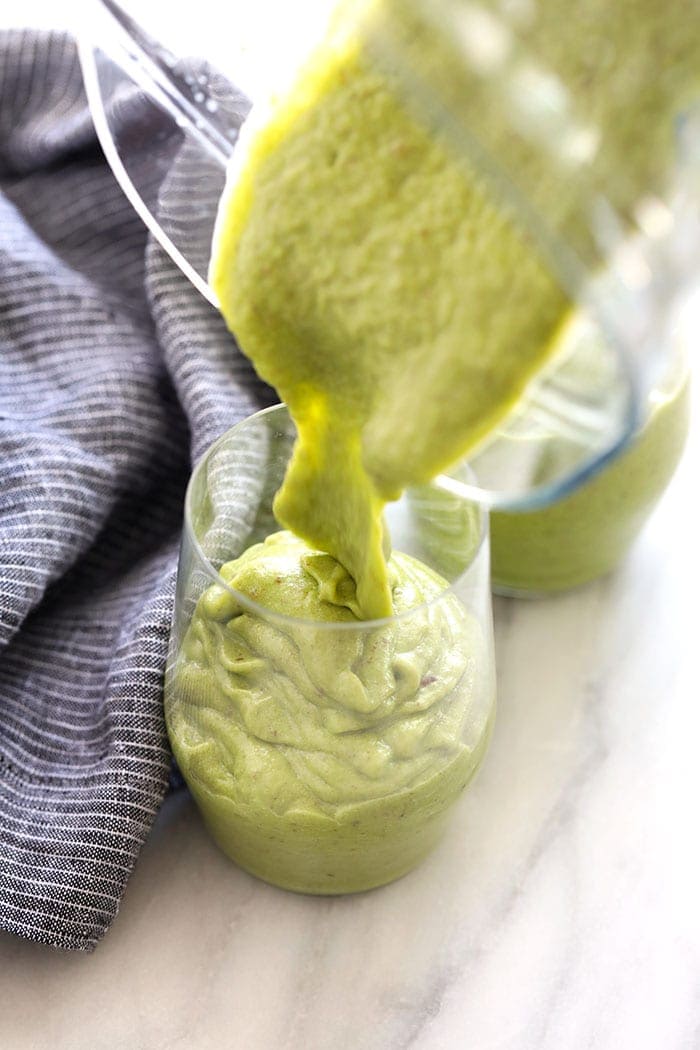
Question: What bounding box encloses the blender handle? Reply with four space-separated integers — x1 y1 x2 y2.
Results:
77 0 248 307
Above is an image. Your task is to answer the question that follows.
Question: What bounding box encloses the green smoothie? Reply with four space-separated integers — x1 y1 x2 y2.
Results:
168 531 492 893
490 373 691 594
209 0 569 620
166 0 698 892
209 0 700 620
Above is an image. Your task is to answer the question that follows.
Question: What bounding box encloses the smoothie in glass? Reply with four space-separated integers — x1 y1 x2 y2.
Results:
168 528 493 893
490 371 691 594
166 0 697 889
165 407 495 894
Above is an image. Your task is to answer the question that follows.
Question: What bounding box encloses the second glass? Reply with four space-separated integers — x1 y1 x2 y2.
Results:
165 404 495 894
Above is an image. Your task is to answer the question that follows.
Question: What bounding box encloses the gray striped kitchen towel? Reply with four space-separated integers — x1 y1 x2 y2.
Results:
0 29 272 950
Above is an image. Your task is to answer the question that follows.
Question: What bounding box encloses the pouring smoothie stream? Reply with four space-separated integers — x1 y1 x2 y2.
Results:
166 0 698 891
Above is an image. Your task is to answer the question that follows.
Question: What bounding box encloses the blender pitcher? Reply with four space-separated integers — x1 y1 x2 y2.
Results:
76 0 700 512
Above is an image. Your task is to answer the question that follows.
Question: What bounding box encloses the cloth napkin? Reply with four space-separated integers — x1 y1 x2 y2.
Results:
0 29 273 950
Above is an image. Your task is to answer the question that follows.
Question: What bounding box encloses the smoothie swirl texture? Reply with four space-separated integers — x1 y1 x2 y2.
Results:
168 531 491 892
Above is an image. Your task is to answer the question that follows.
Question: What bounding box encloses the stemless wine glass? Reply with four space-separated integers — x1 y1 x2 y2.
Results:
77 0 700 513
164 404 495 893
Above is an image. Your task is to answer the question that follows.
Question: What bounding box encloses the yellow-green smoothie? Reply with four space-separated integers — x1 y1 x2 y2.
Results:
166 0 698 892
491 373 691 594
209 0 572 620
168 531 491 893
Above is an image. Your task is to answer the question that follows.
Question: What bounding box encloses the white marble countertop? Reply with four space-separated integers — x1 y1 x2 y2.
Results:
1 386 697 1049
2 6 700 1048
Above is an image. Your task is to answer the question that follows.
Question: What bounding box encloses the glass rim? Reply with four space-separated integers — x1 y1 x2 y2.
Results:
183 402 489 631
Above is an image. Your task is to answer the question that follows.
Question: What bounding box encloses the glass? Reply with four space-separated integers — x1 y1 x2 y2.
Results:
77 0 700 512
490 346 692 594
164 404 495 893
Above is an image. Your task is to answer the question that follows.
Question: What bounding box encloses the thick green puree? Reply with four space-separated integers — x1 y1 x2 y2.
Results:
169 531 491 893
167 0 698 892
210 1 568 620
209 0 700 619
